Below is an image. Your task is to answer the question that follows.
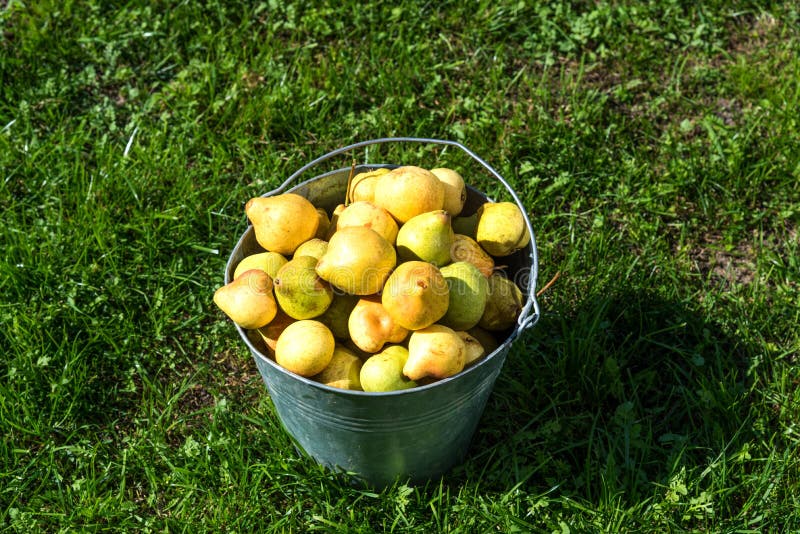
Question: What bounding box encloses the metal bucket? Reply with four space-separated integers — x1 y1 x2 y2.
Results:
225 138 540 488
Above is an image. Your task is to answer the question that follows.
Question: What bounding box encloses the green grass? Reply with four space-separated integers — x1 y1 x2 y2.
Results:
2 0 799 531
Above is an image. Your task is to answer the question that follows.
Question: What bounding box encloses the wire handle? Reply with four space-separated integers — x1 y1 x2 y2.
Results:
265 137 540 332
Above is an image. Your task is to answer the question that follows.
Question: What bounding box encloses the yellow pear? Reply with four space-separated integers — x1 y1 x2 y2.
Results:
430 167 466 216
450 234 494 277
475 202 531 257
395 210 454 267
479 273 524 331
233 251 288 280
314 208 331 239
381 261 449 330
312 345 364 390
336 201 399 244
348 168 390 203
348 296 409 353
256 309 296 354
293 238 328 261
274 320 335 377
457 331 486 366
325 204 346 240
213 269 277 329
245 194 319 255
404 324 466 380
360 345 417 392
373 166 444 223
273 256 333 320
315 226 396 295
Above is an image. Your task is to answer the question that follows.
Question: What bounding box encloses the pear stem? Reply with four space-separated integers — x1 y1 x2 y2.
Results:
344 158 356 206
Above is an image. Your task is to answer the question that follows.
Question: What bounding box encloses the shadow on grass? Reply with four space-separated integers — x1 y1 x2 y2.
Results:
457 287 754 503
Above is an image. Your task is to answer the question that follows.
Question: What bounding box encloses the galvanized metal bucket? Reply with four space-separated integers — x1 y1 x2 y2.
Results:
225 138 540 488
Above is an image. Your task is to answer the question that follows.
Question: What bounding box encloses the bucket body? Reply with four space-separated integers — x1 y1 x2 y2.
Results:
226 141 538 487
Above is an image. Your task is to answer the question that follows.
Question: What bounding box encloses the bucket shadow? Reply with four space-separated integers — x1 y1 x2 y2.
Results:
453 288 755 502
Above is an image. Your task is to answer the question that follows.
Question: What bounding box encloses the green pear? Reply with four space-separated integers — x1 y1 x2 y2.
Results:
439 262 489 331
317 293 359 339
479 273 524 331
475 202 531 257
451 212 478 238
395 210 454 267
273 256 333 320
360 345 418 392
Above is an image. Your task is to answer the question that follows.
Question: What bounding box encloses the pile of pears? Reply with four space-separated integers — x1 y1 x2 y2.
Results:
214 165 530 392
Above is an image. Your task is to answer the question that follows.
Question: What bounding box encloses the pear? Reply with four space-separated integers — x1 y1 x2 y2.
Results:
314 208 331 239
457 331 486 366
273 256 333 320
430 167 466 217
450 234 494 277
348 296 409 353
213 269 278 329
396 210 454 267
245 194 319 255
439 262 489 331
275 320 335 377
404 324 466 381
381 261 449 330
317 293 359 339
475 202 531 257
312 345 364 390
467 326 499 355
336 201 399 244
348 168 390 203
256 309 296 354
293 238 328 261
360 345 418 392
325 204 346 240
316 226 396 295
233 251 288 280
479 273 524 331
452 212 478 238
373 166 444 223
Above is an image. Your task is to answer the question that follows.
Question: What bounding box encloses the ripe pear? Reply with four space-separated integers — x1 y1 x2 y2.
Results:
373 166 444 223
293 238 328 261
256 309 296 353
439 262 489 331
430 167 466 216
457 331 486 366
275 320 335 377
348 296 409 353
245 194 319 255
404 324 466 381
213 269 278 329
336 201 399 244
452 212 478 238
317 293 359 339
467 326 499 355
450 234 494 277
273 256 333 320
233 251 288 280
314 208 331 239
360 345 418 392
348 168 390 203
312 345 364 390
396 210 454 267
381 261 449 330
479 273 524 331
475 202 531 257
315 226 396 295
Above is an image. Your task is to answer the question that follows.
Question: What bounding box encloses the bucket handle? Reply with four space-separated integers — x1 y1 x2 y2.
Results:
265 137 541 332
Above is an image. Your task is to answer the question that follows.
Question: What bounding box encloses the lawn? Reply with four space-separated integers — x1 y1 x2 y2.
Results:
1 0 799 532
